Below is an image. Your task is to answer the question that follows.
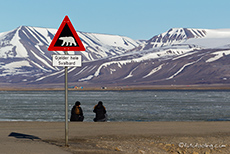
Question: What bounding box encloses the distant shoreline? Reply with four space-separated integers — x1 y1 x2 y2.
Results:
1 84 230 91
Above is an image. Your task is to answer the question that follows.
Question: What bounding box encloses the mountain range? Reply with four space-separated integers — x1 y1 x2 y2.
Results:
1 26 230 89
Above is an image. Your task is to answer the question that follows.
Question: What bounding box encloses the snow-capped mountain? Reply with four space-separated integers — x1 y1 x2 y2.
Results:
131 28 230 52
0 26 141 84
1 27 230 88
0 26 140 61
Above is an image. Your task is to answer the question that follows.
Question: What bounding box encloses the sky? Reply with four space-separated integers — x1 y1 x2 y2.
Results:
1 0 230 40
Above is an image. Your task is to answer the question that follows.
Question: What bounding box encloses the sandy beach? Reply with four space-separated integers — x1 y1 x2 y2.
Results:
0 121 229 154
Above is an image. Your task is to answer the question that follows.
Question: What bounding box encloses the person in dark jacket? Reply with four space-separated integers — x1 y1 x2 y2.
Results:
70 101 84 122
93 101 107 122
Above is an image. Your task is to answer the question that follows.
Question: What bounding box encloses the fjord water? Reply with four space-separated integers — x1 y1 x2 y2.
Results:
0 90 229 122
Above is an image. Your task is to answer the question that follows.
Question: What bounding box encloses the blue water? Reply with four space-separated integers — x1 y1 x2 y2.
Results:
0 90 229 122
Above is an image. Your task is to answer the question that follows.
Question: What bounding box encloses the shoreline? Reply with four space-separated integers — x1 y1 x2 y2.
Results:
1 121 229 154
1 82 230 91
1 84 230 91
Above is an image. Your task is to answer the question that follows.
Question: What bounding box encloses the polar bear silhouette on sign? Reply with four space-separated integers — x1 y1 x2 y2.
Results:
59 36 77 46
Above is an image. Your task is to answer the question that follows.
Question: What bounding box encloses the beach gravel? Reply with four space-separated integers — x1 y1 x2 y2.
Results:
0 121 229 154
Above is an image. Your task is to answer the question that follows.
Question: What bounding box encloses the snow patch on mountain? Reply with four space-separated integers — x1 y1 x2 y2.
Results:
79 75 94 82
35 70 64 82
206 50 230 62
123 66 139 79
143 64 164 78
166 57 204 80
185 29 230 48
0 60 32 76
78 32 141 61
29 49 54 71
8 28 28 58
143 28 206 49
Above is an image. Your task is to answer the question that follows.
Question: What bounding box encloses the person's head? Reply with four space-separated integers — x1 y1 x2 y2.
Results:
75 101 81 106
98 101 103 105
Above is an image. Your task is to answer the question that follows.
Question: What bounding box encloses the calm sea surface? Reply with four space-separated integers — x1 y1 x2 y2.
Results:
0 90 229 122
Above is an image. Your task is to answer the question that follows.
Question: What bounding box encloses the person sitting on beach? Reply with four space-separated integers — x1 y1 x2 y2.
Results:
70 101 84 122
93 101 107 122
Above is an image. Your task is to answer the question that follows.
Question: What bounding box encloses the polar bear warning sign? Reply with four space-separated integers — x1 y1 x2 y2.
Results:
48 15 85 51
59 36 77 46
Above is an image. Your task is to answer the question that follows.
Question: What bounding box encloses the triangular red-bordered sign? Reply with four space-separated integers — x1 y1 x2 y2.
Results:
48 15 85 51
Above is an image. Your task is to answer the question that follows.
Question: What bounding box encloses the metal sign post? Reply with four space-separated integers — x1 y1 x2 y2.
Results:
64 53 68 146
